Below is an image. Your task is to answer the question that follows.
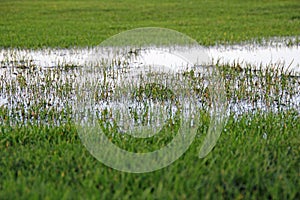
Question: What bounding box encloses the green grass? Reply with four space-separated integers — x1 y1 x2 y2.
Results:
0 60 299 199
0 0 300 199
0 0 300 48
0 111 299 199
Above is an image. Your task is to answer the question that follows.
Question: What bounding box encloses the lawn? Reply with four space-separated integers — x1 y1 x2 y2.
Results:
0 0 299 48
0 0 299 199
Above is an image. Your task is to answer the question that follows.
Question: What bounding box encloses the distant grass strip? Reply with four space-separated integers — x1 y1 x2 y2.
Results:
0 0 300 48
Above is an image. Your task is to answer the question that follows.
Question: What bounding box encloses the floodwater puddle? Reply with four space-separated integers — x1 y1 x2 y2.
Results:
0 38 299 124
0 39 299 74
209 43 300 75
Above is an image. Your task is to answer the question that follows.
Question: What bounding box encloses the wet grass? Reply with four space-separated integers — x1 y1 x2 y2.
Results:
0 53 299 199
0 111 299 199
0 0 300 48
0 0 300 198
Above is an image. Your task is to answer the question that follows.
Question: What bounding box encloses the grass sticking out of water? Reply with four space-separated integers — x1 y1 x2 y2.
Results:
0 54 299 199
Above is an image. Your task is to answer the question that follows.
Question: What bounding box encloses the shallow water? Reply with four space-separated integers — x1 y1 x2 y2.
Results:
209 44 300 75
0 39 299 75
0 38 299 125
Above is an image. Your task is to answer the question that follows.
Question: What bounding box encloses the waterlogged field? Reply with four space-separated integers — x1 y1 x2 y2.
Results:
1 0 300 199
0 44 299 199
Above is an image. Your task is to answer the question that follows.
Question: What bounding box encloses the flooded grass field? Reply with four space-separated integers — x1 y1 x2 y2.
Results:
0 37 300 199
0 0 300 198
0 37 300 198
1 38 299 123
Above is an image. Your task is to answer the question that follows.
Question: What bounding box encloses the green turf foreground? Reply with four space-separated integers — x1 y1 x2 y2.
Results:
0 111 299 199
0 0 300 48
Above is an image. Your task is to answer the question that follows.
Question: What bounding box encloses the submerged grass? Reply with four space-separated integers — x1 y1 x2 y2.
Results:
0 0 300 198
0 52 299 198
